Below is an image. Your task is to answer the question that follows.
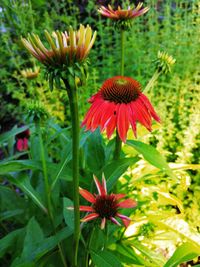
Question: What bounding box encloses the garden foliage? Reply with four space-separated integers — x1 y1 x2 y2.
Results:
0 1 200 267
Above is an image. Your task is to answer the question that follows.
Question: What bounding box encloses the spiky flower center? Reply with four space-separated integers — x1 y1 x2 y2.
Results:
93 195 118 219
101 76 141 104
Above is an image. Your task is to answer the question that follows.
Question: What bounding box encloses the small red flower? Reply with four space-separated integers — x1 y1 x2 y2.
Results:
81 76 160 142
98 3 149 20
16 129 30 152
79 175 137 229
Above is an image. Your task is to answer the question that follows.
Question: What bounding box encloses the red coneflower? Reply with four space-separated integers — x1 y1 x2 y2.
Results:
16 129 30 151
79 175 137 229
81 76 160 142
98 2 149 21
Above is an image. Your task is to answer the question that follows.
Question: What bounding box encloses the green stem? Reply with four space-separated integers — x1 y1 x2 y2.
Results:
113 29 125 160
120 29 125 76
37 122 52 218
85 227 95 267
37 122 68 267
64 79 80 267
143 70 160 93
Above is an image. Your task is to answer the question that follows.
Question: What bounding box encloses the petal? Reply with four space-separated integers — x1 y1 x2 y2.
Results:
110 216 121 226
102 173 107 195
79 206 94 212
140 94 160 122
93 175 106 196
99 101 115 131
23 138 28 150
79 187 96 203
114 193 126 200
81 213 99 222
100 217 106 229
16 139 24 151
105 104 118 139
117 103 130 143
116 213 131 228
128 104 137 138
117 199 137 208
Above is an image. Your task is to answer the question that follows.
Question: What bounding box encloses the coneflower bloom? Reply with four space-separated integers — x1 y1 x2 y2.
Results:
79 175 137 229
21 24 97 67
82 76 160 142
98 2 149 21
16 129 30 151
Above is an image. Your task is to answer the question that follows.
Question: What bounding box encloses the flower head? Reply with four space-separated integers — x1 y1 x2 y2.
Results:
21 25 96 67
79 175 137 229
16 129 30 151
155 51 176 74
21 66 40 79
81 76 160 142
98 3 149 30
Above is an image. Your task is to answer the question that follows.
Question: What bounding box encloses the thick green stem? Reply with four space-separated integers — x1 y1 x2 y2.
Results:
37 122 68 267
64 79 80 267
113 29 125 160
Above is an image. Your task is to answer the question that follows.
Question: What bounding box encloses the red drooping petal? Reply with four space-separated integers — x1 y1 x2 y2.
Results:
105 104 118 139
81 213 99 222
131 99 151 131
99 101 115 131
90 101 106 132
79 206 94 212
117 199 137 208
127 104 137 138
140 94 160 122
81 98 104 130
110 216 121 226
93 175 106 196
116 213 131 228
117 103 130 143
79 188 96 203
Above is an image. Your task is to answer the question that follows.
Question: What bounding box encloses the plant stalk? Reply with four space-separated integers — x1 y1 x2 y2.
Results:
64 79 80 267
113 29 125 160
143 70 160 93
37 122 68 267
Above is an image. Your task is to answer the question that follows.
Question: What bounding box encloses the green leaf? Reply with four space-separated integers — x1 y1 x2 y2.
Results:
129 240 166 267
113 243 147 266
0 209 24 222
21 217 44 261
5 173 47 213
0 160 42 174
126 140 175 178
0 228 25 258
105 157 139 191
164 242 200 267
0 125 29 144
90 250 123 267
63 197 74 230
84 129 105 173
